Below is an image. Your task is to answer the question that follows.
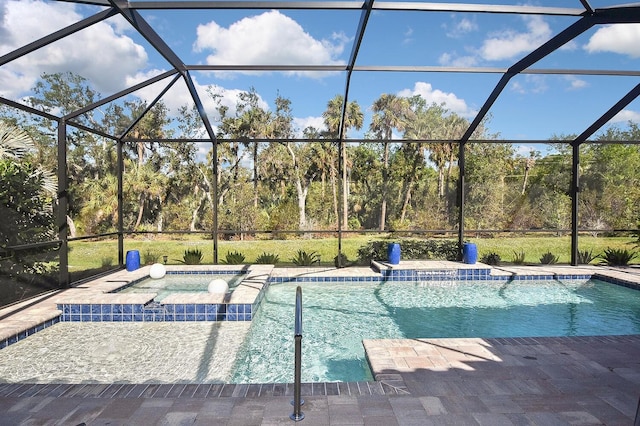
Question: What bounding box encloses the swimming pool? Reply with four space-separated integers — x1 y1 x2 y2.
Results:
230 278 640 383
116 272 245 301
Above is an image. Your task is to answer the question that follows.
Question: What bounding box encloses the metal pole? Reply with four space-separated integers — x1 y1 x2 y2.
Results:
290 286 304 421
570 142 580 266
117 139 124 267
57 119 69 288
457 141 466 260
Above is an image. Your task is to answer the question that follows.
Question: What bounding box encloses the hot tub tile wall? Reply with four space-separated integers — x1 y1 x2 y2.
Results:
57 302 254 322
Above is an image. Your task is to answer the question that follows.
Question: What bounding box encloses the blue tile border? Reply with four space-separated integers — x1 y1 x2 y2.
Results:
57 301 253 322
593 273 640 290
0 317 60 350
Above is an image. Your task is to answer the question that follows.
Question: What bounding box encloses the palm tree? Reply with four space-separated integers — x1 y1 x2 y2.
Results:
0 122 57 244
0 122 56 194
0 122 35 160
322 95 363 229
370 94 413 231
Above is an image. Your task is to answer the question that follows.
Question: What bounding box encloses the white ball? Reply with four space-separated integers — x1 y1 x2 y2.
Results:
149 263 166 279
208 278 229 294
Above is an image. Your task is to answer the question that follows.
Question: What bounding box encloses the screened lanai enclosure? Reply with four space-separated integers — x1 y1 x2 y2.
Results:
1 0 640 306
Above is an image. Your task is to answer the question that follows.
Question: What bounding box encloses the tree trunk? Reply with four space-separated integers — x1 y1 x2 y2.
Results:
379 140 390 231
341 145 349 230
400 179 413 222
66 215 77 238
285 143 312 231
134 192 144 230
253 141 259 208
331 166 338 227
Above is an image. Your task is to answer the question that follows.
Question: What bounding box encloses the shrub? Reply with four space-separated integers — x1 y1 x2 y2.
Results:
356 239 459 264
334 252 349 268
292 250 320 266
223 250 246 265
142 249 160 265
512 250 525 264
539 252 558 264
255 252 279 265
577 249 597 264
481 252 501 265
599 247 638 266
101 256 113 267
180 248 203 265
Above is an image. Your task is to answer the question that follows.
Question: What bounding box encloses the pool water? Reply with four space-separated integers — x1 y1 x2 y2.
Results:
118 273 244 301
230 278 640 383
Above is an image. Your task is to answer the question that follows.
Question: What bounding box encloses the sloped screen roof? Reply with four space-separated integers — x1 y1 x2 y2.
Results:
2 1 640 142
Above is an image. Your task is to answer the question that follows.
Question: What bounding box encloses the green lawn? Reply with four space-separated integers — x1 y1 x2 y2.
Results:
68 234 638 273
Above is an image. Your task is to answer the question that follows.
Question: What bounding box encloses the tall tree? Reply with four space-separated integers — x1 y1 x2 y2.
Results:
370 94 412 230
322 95 363 229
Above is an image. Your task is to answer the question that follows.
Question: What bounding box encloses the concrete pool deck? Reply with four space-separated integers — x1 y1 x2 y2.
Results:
1 262 640 424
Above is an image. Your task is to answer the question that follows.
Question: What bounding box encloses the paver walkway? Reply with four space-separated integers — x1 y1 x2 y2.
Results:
1 334 639 425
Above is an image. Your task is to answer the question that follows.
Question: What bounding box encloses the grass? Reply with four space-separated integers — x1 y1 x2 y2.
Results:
68 234 638 273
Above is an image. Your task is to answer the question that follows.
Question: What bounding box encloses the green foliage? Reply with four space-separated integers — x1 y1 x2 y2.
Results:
539 252 559 264
512 250 526 264
598 247 638 266
481 252 501 265
223 250 246 265
356 239 459 264
254 252 280 264
101 257 113 267
142 249 160 265
0 159 55 247
577 249 597 265
334 252 349 268
180 248 203 265
291 250 321 266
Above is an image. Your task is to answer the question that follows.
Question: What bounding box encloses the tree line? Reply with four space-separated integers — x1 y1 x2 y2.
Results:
1 72 639 247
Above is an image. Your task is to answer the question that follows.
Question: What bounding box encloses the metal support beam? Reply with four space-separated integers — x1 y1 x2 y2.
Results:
117 139 124 267
118 73 182 140
457 141 466 259
57 120 69 288
0 8 118 67
570 142 580 266
107 1 187 71
336 0 374 262
64 70 179 121
568 82 640 265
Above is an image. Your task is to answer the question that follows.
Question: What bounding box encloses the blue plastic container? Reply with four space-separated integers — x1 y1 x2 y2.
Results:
387 243 401 265
126 250 140 271
462 243 478 264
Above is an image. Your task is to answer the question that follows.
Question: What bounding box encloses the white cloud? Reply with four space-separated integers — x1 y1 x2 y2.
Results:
509 75 548 94
397 82 475 117
0 0 147 99
293 116 326 136
480 15 552 61
403 26 414 45
584 24 640 58
611 109 640 123
564 75 587 90
193 10 347 78
438 52 478 68
445 17 478 39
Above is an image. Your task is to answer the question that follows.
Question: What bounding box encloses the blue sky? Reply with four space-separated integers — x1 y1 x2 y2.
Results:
1 0 640 143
